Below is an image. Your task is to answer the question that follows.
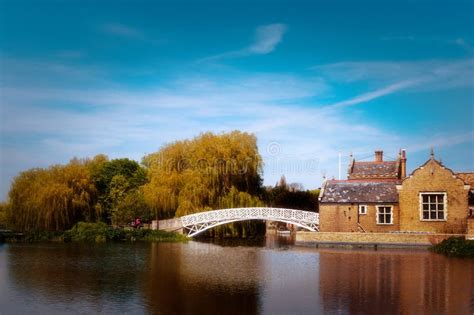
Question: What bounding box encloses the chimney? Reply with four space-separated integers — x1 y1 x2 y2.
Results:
401 149 407 178
375 150 383 162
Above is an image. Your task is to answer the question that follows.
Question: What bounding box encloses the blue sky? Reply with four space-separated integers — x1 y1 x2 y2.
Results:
1 0 473 200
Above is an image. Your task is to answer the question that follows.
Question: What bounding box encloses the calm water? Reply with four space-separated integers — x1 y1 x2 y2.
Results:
0 236 473 314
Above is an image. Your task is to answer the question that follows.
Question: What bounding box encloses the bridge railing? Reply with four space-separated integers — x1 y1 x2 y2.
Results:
181 207 319 227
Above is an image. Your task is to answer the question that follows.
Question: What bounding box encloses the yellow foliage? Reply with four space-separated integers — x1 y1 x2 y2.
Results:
7 158 98 231
143 131 263 218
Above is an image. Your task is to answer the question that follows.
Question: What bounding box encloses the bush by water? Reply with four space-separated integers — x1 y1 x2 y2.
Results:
430 237 474 258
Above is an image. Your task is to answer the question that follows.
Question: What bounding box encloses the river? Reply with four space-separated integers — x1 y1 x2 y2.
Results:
0 235 473 314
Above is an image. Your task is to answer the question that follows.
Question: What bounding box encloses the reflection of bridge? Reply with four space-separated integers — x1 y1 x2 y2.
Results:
158 208 319 237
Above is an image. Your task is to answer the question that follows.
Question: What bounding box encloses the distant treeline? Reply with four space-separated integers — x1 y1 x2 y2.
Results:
0 131 318 233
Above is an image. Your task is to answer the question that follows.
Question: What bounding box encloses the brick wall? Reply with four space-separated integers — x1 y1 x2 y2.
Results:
319 204 356 232
398 159 469 234
320 203 399 232
359 204 400 232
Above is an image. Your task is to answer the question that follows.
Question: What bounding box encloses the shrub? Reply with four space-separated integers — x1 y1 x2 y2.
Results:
430 237 474 258
65 222 109 242
21 230 64 242
65 221 188 243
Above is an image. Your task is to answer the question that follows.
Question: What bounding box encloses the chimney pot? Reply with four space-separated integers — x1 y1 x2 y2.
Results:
401 149 407 178
375 150 383 162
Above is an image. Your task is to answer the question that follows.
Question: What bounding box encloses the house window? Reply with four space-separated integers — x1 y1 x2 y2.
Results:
376 206 393 225
420 192 447 221
358 205 367 215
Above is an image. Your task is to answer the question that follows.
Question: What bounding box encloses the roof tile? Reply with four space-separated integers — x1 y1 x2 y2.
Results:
320 180 399 203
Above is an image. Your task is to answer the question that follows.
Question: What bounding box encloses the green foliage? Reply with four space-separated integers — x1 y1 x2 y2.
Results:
143 131 263 218
22 230 65 242
65 221 109 242
264 177 319 212
207 186 265 238
64 222 187 243
3 131 321 240
90 157 149 223
112 189 151 226
430 237 474 258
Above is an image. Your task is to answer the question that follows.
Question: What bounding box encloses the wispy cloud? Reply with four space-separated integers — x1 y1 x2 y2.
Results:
101 23 144 39
199 23 287 62
314 58 474 107
381 35 474 53
326 78 425 109
1 56 473 199
248 24 287 54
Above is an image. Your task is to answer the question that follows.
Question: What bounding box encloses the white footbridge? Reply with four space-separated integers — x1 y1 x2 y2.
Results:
174 207 319 237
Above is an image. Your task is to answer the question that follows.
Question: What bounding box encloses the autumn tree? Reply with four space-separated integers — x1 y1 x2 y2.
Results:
7 158 98 231
143 131 263 218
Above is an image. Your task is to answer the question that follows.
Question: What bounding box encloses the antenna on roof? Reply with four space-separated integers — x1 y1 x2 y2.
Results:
430 146 435 159
338 152 342 180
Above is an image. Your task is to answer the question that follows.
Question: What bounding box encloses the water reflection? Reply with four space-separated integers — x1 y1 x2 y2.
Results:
0 239 473 314
317 249 474 314
2 243 147 313
145 242 260 314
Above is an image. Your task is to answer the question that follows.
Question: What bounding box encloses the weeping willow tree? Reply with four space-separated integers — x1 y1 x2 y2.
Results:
143 131 264 220
209 186 265 238
7 158 99 231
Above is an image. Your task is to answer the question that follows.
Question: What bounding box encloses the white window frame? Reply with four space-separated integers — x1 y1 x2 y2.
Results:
419 192 447 221
358 205 368 215
376 205 393 225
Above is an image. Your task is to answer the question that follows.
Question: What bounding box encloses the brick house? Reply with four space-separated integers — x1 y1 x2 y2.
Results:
319 150 474 234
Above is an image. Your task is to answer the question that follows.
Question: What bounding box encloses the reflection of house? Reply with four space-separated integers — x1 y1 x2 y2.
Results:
319 150 473 234
317 249 473 314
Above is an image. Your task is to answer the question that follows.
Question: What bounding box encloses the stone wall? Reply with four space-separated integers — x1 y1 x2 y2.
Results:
398 159 469 234
296 231 465 246
152 218 183 233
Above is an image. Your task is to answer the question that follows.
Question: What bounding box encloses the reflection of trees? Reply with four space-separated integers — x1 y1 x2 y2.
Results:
8 243 147 310
318 250 474 314
7 242 260 314
144 242 260 314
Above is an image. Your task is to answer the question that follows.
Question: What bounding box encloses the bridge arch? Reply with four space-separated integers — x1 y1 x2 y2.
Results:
180 207 319 237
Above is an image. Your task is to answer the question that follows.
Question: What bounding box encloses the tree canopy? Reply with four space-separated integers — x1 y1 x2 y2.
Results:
90 157 148 224
143 131 263 218
3 131 319 234
7 158 99 231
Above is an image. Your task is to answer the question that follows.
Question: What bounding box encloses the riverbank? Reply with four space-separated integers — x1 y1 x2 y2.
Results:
1 222 188 243
295 231 468 250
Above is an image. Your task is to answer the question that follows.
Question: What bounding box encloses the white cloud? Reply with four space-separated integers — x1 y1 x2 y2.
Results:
327 79 425 108
314 58 474 108
1 56 473 200
248 24 287 54
199 23 287 62
315 59 474 86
